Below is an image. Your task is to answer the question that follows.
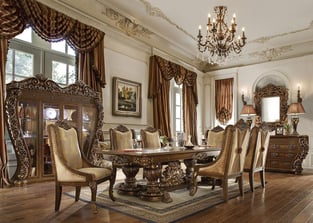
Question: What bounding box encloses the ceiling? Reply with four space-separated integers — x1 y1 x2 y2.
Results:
39 0 313 72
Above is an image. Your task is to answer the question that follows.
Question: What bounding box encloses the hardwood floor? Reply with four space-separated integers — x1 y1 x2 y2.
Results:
1 170 313 223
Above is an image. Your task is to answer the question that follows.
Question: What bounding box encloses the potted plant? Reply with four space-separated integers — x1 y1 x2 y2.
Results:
283 123 291 135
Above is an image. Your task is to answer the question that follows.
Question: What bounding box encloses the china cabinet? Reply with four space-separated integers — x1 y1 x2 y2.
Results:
5 75 103 184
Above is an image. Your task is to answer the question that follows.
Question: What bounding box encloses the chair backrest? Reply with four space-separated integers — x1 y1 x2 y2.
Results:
255 129 270 168
244 127 270 170
109 125 134 150
47 121 83 176
206 125 224 147
140 127 161 148
244 126 261 170
227 126 250 175
203 125 234 175
234 118 250 130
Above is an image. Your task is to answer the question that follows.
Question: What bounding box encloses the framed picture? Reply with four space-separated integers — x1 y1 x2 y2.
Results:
112 77 141 117
275 125 284 135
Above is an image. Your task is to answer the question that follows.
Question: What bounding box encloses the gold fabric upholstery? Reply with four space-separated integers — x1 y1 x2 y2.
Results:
57 127 83 169
207 131 224 147
192 125 250 201
47 121 115 212
110 125 134 150
244 127 270 191
141 127 161 148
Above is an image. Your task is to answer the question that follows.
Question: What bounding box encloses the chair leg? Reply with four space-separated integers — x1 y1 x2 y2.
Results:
260 170 266 188
222 178 228 201
75 186 81 201
55 183 62 211
90 182 98 214
238 175 244 196
109 168 116 201
211 178 216 190
249 171 254 192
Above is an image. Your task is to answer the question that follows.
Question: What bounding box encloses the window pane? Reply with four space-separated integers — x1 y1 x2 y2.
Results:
6 49 13 73
52 61 66 84
175 93 181 106
15 50 33 77
175 106 181 118
68 65 76 84
175 119 181 132
67 45 76 56
15 27 32 43
51 41 66 53
174 82 182 88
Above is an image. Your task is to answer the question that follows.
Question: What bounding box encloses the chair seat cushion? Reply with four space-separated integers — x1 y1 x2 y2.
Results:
78 167 112 180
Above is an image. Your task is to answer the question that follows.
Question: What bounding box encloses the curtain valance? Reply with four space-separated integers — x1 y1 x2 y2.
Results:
149 55 198 105
0 0 104 52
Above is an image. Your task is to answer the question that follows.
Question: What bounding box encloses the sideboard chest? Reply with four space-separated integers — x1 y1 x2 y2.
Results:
266 135 309 174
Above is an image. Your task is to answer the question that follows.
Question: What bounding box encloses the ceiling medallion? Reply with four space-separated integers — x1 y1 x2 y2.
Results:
197 6 247 65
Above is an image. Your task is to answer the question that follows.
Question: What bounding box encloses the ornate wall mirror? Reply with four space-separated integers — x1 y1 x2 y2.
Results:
5 75 103 184
254 81 289 128
261 96 280 122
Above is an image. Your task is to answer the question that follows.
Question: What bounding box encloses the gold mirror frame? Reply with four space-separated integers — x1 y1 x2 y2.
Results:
254 83 289 130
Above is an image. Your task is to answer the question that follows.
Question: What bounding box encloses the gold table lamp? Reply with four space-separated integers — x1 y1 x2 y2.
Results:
287 102 305 135
240 104 256 127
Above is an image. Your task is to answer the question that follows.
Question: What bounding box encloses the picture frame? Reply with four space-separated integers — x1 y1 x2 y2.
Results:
112 77 141 117
275 125 284 135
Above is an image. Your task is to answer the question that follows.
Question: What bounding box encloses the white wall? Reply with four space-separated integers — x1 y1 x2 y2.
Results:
205 54 313 168
101 33 205 141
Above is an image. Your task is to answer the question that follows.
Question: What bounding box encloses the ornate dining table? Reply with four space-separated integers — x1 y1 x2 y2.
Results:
97 146 220 203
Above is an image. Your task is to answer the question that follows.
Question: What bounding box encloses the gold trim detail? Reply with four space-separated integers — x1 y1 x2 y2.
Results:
249 46 292 61
138 0 196 41
104 8 153 38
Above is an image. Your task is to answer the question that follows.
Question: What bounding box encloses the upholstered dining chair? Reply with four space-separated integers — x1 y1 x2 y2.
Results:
244 126 270 191
140 126 162 148
109 124 135 150
109 125 141 193
198 125 224 185
206 125 224 148
190 125 250 201
47 121 116 213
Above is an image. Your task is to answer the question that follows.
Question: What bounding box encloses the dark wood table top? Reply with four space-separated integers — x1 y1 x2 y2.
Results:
96 146 221 164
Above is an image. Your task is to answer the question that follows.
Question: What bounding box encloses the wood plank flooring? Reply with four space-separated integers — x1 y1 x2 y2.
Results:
1 170 313 223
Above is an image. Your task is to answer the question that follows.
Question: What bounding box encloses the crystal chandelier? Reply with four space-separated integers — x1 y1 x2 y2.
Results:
197 6 247 64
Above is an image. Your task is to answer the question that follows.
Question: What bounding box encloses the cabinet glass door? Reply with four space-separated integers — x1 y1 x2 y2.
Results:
43 104 60 176
82 106 97 155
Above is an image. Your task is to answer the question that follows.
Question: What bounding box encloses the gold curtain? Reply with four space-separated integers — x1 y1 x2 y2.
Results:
183 71 198 145
148 55 198 144
0 0 106 186
215 78 234 124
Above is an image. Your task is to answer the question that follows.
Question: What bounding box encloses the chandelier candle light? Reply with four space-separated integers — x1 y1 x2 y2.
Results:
197 6 247 64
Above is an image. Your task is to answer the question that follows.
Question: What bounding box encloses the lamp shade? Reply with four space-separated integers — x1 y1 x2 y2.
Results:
240 104 256 116
287 102 305 115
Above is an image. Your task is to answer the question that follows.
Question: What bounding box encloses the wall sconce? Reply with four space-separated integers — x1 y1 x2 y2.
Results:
287 102 305 135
